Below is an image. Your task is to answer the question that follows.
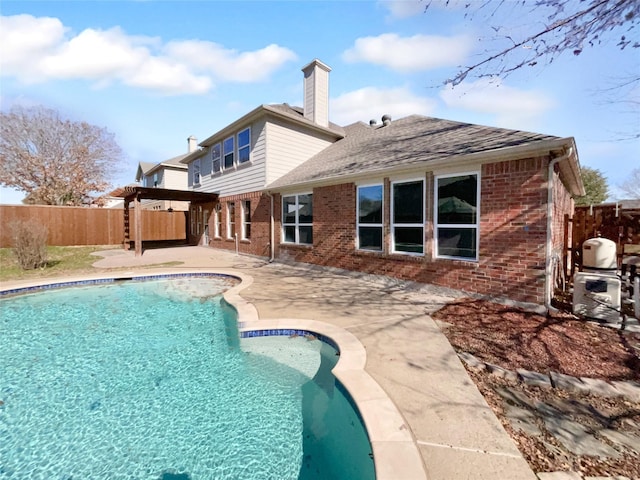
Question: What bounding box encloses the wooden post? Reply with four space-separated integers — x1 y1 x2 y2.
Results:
134 194 142 256
123 199 130 250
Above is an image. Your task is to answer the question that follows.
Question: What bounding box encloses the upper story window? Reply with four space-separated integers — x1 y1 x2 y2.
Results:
282 193 313 245
238 128 251 164
223 137 234 169
435 173 479 260
212 143 221 173
153 172 159 187
193 159 201 185
357 184 383 251
391 179 424 255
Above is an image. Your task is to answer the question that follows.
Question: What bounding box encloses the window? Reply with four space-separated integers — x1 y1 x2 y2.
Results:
212 143 221 173
282 194 313 245
357 184 383 251
238 128 251 164
242 200 251 240
391 180 424 255
223 137 234 169
435 173 479 260
153 172 158 187
227 202 235 239
214 204 222 238
193 159 201 185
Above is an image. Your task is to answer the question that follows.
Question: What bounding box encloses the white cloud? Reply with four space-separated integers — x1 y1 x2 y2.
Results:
331 86 436 125
439 78 555 128
163 41 297 82
343 33 472 72
0 14 296 95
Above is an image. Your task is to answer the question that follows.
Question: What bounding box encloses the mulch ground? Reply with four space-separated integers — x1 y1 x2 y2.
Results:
432 299 640 477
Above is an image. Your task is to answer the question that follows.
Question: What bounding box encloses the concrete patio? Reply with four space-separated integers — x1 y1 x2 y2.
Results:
3 245 539 479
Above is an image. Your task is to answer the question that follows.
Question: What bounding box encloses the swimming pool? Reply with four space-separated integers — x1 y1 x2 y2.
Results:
0 275 374 479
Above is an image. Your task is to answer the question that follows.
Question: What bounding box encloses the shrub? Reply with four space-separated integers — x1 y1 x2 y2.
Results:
10 220 49 270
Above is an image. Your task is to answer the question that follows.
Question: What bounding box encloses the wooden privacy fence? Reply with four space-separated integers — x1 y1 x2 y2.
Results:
566 203 640 279
0 205 186 248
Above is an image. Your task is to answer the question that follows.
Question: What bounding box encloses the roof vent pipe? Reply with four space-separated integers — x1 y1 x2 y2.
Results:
382 114 392 126
369 119 377 126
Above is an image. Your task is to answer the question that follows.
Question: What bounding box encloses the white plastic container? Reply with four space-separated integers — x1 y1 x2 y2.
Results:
582 237 617 274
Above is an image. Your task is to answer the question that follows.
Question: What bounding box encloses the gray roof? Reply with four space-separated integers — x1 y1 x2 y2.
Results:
267 115 560 189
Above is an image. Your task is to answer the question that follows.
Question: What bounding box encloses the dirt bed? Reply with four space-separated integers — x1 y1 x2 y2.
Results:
433 299 640 478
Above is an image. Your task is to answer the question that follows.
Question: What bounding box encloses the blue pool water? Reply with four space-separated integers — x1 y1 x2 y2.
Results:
0 276 374 480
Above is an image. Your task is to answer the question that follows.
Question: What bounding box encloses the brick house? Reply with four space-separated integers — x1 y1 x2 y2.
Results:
182 59 584 307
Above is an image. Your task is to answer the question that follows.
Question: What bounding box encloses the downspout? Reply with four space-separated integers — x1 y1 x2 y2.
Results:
545 147 573 313
268 191 275 262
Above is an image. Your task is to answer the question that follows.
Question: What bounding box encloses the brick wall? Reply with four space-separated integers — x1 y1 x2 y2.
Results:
274 156 564 304
209 192 272 258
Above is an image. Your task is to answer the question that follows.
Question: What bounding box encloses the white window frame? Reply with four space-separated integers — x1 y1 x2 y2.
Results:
226 202 236 239
434 171 480 261
213 204 222 238
356 183 384 252
223 136 235 169
241 200 251 240
193 159 201 186
391 178 425 256
237 127 251 164
211 143 221 174
282 193 313 245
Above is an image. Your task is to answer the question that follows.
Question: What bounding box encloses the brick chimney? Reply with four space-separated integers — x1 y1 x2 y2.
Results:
302 59 331 128
187 135 198 153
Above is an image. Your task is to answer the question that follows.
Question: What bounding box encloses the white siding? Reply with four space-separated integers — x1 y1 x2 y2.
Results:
265 119 334 184
195 119 267 196
163 168 188 190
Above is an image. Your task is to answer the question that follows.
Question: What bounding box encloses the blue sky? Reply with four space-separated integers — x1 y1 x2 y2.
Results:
1 0 638 204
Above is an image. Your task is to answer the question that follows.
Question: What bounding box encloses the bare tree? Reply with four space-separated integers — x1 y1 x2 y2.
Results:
618 167 640 198
0 106 123 205
431 0 640 86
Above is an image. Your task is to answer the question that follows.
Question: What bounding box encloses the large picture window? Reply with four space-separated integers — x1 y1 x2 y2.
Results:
282 194 313 245
435 173 479 260
357 184 383 251
223 137 234 169
391 180 424 254
238 128 251 164
212 143 221 173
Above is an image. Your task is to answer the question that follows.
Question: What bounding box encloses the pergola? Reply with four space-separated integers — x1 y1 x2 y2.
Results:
112 186 218 256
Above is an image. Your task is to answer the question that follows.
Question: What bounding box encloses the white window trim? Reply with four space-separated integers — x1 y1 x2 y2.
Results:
223 136 235 170
213 204 222 238
282 193 313 245
212 143 221 174
434 171 481 262
237 127 251 164
241 200 251 240
193 159 201 186
390 178 425 256
356 183 384 252
226 202 235 239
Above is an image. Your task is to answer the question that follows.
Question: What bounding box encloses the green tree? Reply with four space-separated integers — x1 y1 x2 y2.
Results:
575 167 609 205
0 105 124 205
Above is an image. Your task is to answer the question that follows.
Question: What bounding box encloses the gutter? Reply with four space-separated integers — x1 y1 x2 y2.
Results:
545 147 573 313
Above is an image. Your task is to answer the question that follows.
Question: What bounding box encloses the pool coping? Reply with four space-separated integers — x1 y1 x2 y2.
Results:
0 268 428 480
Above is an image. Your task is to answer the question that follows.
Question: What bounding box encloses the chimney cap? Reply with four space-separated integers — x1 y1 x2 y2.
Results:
382 114 392 126
301 58 332 74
